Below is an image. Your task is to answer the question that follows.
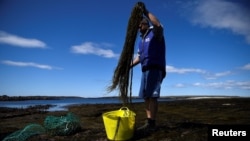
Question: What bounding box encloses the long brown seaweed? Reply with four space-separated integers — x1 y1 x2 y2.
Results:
107 3 143 105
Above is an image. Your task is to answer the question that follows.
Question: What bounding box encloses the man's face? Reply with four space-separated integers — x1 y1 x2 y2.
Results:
139 21 149 34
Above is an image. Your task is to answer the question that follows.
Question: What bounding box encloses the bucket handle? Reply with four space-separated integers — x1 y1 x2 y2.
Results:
119 107 129 111
119 107 130 117
113 107 129 140
113 117 121 140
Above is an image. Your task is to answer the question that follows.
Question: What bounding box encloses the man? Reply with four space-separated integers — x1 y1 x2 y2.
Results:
131 2 166 131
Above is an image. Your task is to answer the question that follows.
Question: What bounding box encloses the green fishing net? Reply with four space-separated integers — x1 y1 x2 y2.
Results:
2 124 45 141
44 112 81 136
3 112 81 141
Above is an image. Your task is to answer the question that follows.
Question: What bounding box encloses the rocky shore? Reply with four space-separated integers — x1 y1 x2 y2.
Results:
1 97 249 141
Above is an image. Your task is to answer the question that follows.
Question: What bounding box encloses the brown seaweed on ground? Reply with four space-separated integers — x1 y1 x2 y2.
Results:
107 3 143 105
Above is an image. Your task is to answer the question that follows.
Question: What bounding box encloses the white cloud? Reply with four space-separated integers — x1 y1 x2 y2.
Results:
0 31 46 48
1 60 62 70
166 65 206 74
174 83 185 88
193 82 202 86
166 64 249 91
193 80 250 90
241 63 250 70
71 42 119 58
167 65 233 80
205 71 232 80
190 0 250 44
174 80 250 90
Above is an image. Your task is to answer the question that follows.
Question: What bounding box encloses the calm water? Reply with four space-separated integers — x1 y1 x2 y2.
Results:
0 97 173 111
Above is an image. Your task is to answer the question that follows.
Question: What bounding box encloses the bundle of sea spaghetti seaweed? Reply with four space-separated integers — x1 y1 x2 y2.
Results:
108 3 143 104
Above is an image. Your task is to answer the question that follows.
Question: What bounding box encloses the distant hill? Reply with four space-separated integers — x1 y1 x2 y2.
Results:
0 95 82 101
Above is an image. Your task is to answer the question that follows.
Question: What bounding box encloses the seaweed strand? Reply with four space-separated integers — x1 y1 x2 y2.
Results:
108 3 143 105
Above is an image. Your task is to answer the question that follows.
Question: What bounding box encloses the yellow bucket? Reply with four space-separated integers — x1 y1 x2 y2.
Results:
102 107 136 141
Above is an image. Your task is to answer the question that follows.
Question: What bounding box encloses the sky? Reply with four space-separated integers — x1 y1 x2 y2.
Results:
0 0 250 98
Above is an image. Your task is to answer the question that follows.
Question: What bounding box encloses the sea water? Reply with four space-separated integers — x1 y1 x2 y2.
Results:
1 96 234 111
0 97 173 111
0 97 172 111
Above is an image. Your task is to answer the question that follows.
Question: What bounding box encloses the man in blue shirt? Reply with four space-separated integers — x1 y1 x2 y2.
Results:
131 2 166 132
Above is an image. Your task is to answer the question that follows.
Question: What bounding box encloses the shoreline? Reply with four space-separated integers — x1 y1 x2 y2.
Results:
1 97 250 141
0 95 245 101
1 96 246 112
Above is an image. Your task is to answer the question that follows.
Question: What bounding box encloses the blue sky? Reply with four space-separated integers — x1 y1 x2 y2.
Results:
0 0 250 97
